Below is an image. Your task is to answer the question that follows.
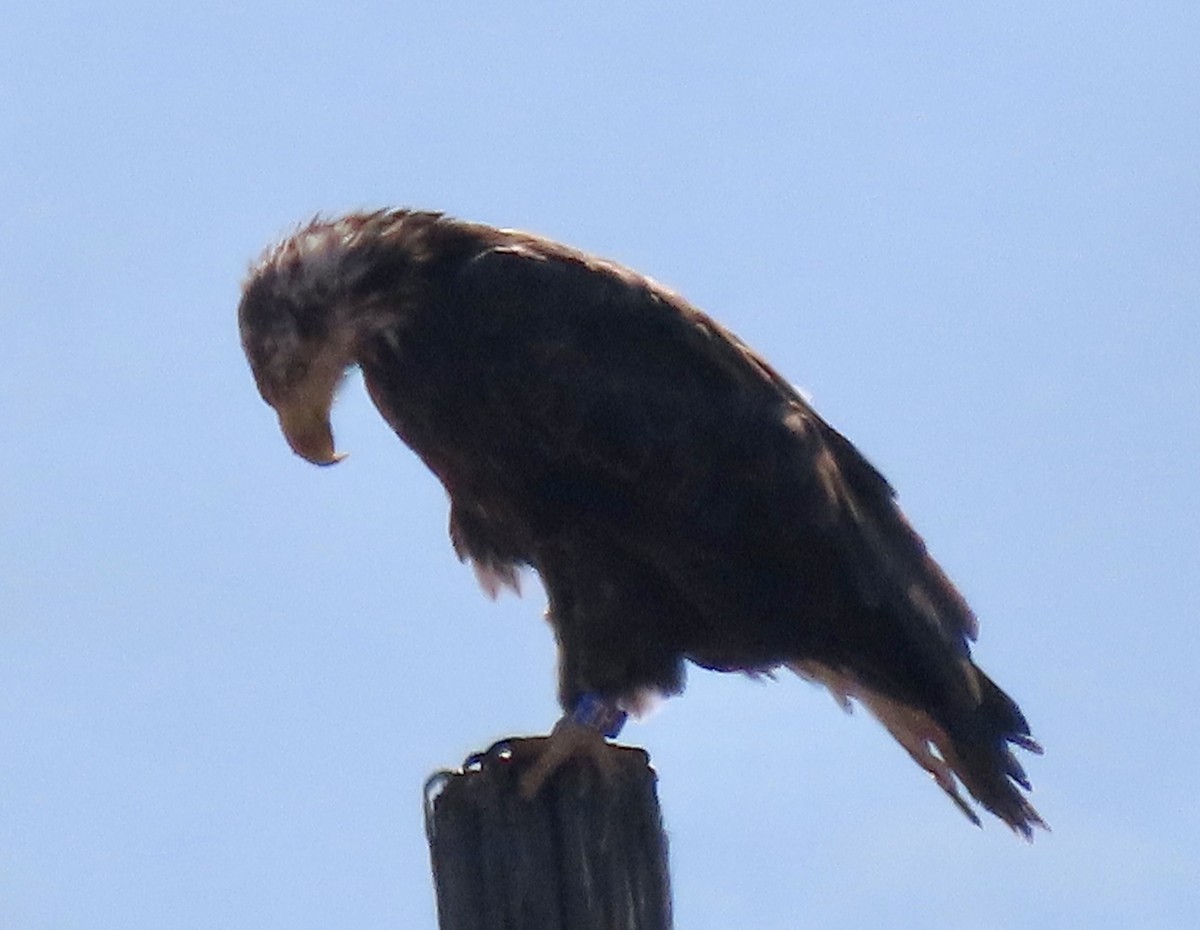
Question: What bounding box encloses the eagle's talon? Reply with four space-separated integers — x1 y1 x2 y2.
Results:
518 716 619 799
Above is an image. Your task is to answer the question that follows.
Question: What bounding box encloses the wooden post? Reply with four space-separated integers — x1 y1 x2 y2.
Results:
424 737 672 930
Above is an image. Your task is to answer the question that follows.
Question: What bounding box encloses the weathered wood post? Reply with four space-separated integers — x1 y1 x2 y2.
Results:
424 737 672 930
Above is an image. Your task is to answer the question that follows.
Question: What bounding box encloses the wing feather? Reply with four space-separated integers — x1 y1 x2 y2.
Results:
450 244 978 665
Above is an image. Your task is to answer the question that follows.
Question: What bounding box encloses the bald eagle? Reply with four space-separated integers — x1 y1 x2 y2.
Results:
238 209 1043 837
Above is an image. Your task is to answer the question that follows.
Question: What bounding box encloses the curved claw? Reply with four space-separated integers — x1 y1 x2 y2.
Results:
518 716 620 798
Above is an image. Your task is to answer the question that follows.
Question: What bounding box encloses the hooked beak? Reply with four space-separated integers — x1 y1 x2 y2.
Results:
276 401 347 466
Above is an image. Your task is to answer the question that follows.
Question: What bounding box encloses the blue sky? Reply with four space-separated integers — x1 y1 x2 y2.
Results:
3 3 1198 927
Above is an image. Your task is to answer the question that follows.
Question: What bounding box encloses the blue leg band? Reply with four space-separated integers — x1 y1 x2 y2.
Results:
570 693 628 739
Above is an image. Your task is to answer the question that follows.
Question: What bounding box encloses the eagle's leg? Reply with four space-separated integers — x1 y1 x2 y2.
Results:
518 694 628 798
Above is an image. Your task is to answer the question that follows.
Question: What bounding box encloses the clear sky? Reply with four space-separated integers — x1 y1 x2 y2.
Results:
3 3 1198 928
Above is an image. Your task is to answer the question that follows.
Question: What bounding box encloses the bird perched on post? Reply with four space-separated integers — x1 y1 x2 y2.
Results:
238 209 1044 837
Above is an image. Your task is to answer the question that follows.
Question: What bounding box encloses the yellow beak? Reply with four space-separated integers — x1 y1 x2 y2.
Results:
276 402 347 466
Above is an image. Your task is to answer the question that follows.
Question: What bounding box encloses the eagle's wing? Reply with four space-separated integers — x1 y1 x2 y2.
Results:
450 244 978 664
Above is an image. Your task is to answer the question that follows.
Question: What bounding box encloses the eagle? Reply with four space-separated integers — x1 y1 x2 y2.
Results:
238 209 1044 837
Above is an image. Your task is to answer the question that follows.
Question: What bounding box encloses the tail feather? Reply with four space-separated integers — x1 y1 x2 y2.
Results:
950 670 1046 838
779 407 1044 835
791 660 1046 838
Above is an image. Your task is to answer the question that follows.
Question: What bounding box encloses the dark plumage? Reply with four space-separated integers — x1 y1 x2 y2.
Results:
239 209 1044 836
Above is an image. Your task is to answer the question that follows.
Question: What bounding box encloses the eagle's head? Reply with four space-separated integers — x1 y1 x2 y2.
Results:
238 225 361 466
